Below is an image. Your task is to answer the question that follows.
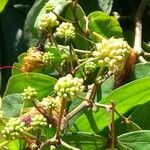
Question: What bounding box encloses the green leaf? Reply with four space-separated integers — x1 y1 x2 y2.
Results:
117 130 150 150
59 132 107 150
88 11 122 41
71 77 150 133
100 75 114 100
114 120 142 136
6 139 25 150
11 53 26 75
1 94 23 118
129 101 150 130
0 0 8 12
132 63 150 80
4 73 57 100
60 3 92 50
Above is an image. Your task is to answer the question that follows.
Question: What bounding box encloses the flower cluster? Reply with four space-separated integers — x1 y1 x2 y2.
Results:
22 86 37 101
43 1 55 13
42 96 59 110
84 61 96 74
21 47 44 72
2 118 27 139
93 37 130 73
38 12 59 31
54 74 84 100
31 115 47 129
43 52 54 64
56 22 75 39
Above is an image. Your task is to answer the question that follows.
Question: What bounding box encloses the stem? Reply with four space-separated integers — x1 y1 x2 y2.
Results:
144 52 150 57
51 61 65 76
95 103 112 109
68 43 74 71
114 109 129 124
39 138 56 150
133 0 147 55
89 64 105 102
138 56 147 63
71 2 86 36
55 98 67 139
32 100 47 118
111 101 115 150
76 32 96 45
70 43 80 66
52 11 75 23
73 57 98 74
23 132 37 140
67 101 87 120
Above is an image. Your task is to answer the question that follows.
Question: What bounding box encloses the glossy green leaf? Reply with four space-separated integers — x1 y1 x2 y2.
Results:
88 11 122 41
71 77 150 133
59 132 107 149
100 75 114 99
132 63 150 80
60 3 92 50
0 0 8 12
1 94 23 118
4 73 57 100
129 101 150 130
117 130 150 150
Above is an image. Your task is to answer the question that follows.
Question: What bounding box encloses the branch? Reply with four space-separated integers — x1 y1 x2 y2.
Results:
55 98 67 139
133 0 147 55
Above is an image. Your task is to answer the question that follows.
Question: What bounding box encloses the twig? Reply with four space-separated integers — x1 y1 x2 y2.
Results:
55 98 67 139
73 57 97 74
32 100 47 118
39 138 56 150
144 52 150 57
67 101 87 120
114 109 129 124
133 0 147 55
138 56 147 63
95 103 112 109
111 101 115 150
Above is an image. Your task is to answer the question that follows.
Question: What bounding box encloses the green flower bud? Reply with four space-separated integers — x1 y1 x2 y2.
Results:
38 12 59 31
56 22 75 39
31 115 47 129
84 61 96 74
43 52 54 64
42 96 59 110
22 86 37 101
50 145 56 150
54 74 84 100
44 1 55 13
2 118 27 139
93 37 130 73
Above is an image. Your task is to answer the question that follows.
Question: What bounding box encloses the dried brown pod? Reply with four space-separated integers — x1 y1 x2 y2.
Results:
21 47 44 72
